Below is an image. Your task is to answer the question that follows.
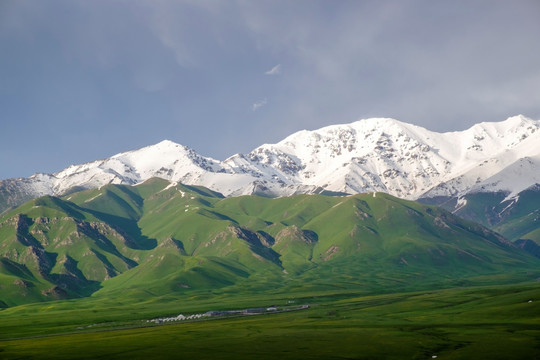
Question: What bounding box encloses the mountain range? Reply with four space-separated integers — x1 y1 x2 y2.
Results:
1 115 540 307
1 179 538 307
2 115 540 215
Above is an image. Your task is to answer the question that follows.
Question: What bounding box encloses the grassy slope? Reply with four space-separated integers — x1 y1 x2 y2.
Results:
435 189 540 245
1 180 540 307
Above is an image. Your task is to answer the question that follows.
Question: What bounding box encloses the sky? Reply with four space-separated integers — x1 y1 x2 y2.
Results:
1 0 540 179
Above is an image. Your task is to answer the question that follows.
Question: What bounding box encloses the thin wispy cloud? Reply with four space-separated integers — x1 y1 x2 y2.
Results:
252 98 267 111
265 64 281 75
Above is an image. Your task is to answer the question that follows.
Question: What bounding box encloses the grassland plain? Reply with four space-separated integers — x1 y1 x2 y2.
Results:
0 283 539 359
1 179 540 358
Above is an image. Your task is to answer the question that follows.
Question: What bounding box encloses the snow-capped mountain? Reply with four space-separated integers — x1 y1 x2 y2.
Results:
225 114 540 199
1 115 539 213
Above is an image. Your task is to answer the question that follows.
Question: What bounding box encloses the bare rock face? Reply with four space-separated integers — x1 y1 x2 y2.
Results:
13 278 31 288
41 286 68 299
275 225 318 244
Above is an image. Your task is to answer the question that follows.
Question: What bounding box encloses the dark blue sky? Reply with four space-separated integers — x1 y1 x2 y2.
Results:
1 0 540 179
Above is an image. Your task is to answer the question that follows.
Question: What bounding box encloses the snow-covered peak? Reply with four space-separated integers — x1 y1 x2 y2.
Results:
110 139 190 160
470 155 540 200
155 139 182 147
1 115 540 212
110 139 221 173
465 115 539 148
473 114 535 131
49 140 227 195
227 115 540 199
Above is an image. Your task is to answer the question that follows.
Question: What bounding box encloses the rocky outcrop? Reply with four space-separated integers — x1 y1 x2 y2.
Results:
275 225 318 244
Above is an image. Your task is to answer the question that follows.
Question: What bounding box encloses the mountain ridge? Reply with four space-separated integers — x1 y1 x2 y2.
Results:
1 115 539 213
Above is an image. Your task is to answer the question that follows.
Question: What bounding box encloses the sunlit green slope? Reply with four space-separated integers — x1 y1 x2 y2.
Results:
0 178 538 307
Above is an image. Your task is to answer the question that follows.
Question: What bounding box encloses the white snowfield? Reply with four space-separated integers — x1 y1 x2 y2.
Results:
13 115 540 201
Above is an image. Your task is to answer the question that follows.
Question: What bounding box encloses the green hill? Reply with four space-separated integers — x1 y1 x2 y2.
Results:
0 179 538 307
424 187 540 250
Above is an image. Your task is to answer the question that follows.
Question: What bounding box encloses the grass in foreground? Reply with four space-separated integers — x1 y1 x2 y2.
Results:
0 283 539 359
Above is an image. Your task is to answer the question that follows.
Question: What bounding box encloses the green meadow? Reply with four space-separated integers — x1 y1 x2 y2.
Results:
0 283 539 359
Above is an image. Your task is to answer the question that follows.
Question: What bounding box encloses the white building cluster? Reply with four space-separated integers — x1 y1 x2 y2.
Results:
147 313 206 324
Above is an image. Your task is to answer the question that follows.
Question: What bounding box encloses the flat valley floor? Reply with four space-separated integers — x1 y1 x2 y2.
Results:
1 283 539 359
